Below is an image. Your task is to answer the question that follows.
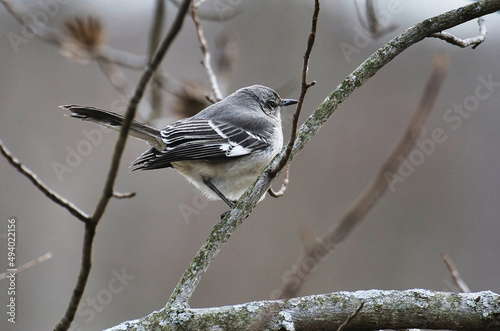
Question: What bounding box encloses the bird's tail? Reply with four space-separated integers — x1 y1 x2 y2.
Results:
60 105 165 150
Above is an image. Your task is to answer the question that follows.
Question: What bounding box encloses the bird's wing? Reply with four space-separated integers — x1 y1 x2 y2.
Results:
131 119 270 170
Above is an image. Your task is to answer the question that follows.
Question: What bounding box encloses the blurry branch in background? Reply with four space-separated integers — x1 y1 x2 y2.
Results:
53 1 193 330
430 17 487 49
0 0 147 69
191 0 224 101
273 52 450 300
147 0 166 123
156 74 211 118
62 16 134 98
0 140 90 223
214 31 239 95
0 252 53 280
355 0 398 39
442 252 471 293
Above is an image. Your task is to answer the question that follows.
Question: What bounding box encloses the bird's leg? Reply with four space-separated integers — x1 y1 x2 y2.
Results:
202 178 235 219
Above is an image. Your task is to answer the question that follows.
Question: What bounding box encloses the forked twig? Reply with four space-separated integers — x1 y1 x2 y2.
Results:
430 17 486 49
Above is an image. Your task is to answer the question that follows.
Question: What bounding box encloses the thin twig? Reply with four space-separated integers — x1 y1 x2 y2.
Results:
441 252 471 293
0 140 90 223
336 301 365 331
0 252 53 280
273 52 450 300
53 1 192 330
112 191 137 199
191 0 224 101
268 165 290 197
430 17 486 49
268 0 319 178
355 0 398 39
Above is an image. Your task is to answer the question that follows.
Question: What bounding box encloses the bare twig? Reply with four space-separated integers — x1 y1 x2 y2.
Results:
268 165 290 197
0 252 53 280
0 140 90 223
112 191 137 199
430 17 486 49
273 52 450 300
53 1 192 330
191 0 224 101
268 0 319 178
336 301 365 331
441 252 471 293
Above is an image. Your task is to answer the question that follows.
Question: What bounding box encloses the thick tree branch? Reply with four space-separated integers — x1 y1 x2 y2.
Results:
165 0 500 310
109 290 500 330
53 1 192 330
0 139 90 223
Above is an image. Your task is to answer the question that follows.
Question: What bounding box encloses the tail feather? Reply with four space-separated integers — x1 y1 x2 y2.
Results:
61 105 165 151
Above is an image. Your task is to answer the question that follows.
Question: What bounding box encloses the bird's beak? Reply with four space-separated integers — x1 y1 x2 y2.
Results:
282 99 299 107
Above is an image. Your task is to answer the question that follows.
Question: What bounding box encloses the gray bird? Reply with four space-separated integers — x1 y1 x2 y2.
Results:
61 85 298 214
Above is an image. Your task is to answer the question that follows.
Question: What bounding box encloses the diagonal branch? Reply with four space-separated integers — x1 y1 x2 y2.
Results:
0 140 90 223
165 0 500 309
53 1 192 330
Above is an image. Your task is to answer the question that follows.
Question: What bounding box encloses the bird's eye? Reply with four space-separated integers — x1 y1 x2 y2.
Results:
267 100 277 108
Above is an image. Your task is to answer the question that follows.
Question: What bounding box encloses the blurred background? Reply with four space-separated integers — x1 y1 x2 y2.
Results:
1 0 500 330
